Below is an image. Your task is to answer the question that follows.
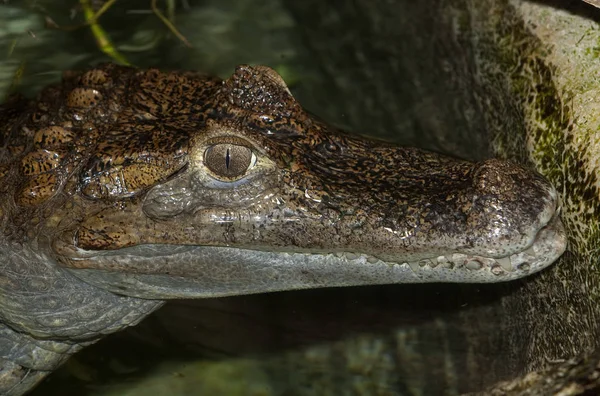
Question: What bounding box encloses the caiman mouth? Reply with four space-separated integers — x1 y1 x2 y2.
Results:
55 201 567 299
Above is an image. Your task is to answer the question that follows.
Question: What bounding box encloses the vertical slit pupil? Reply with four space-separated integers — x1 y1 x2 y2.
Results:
226 147 231 169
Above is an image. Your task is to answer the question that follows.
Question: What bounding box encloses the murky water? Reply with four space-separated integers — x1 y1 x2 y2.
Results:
1 1 516 395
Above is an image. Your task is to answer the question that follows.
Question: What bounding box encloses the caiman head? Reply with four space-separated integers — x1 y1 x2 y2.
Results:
7 64 566 299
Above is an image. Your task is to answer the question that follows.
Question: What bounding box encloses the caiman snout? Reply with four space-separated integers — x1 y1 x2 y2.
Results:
461 158 565 277
52 64 567 299
287 140 567 283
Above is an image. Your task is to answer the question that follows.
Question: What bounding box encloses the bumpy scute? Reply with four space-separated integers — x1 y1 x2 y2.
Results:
78 68 110 87
21 149 63 175
0 64 224 205
16 173 58 207
65 87 103 108
33 126 75 148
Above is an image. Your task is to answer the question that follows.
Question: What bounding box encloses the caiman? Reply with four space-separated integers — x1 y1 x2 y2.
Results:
0 63 566 395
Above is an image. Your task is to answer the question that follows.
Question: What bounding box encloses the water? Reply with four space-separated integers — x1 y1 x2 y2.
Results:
0 0 303 94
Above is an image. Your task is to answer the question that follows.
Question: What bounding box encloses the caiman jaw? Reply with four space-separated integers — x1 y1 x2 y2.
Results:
57 212 566 294
386 210 565 282
53 179 566 298
54 218 565 300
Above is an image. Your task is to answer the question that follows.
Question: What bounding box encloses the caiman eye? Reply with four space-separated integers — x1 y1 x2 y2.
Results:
204 144 256 179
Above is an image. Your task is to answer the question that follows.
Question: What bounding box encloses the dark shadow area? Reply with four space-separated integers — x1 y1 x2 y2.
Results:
34 278 533 395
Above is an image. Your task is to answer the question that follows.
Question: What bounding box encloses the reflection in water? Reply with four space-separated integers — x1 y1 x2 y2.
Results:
0 0 302 98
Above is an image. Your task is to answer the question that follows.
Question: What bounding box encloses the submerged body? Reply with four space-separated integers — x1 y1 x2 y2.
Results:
0 64 565 394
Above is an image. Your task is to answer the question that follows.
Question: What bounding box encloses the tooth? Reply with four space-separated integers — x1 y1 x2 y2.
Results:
525 246 537 256
367 256 379 264
466 260 482 270
496 257 513 272
335 252 344 258
408 261 420 272
344 252 358 260
437 256 453 269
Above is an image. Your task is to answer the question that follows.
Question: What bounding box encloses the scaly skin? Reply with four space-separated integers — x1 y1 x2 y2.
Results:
0 64 565 395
